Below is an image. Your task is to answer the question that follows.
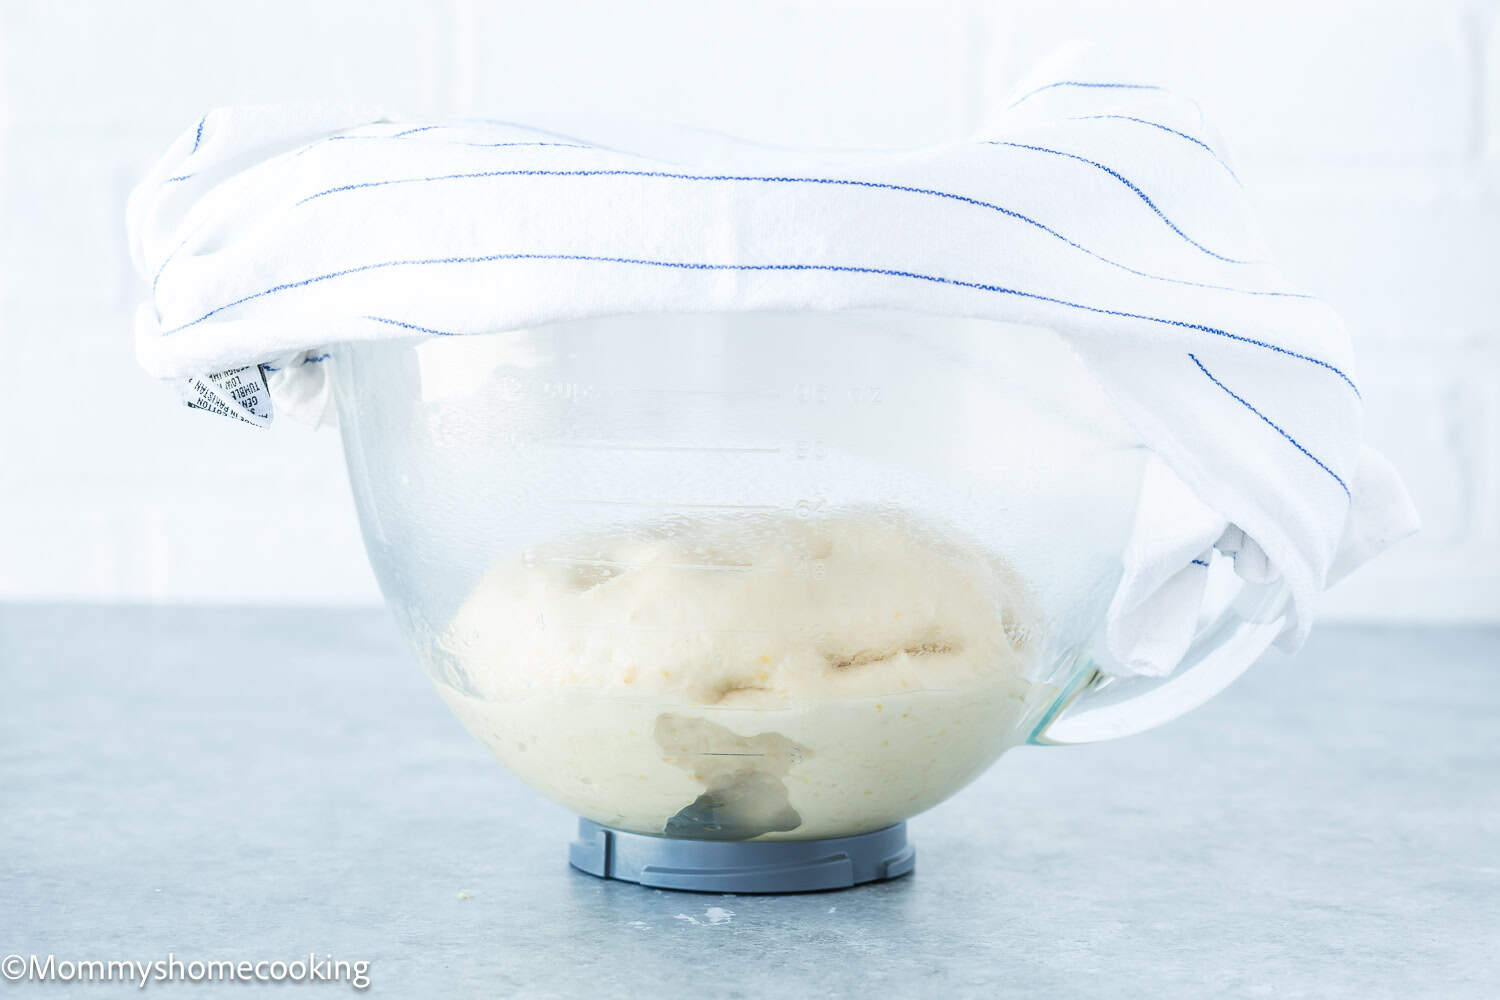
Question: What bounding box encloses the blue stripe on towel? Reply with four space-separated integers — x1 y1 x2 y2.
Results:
1010 81 1165 108
158 250 1359 396
293 167 1301 298
1068 114 1239 183
987 141 1254 263
364 315 461 336
1189 353 1350 497
297 119 598 158
259 352 328 373
152 233 193 294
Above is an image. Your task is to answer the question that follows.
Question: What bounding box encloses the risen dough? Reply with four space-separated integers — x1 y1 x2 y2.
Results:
441 507 1036 704
433 507 1053 839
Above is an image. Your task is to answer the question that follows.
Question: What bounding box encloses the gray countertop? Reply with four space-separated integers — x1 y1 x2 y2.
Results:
1 605 1495 998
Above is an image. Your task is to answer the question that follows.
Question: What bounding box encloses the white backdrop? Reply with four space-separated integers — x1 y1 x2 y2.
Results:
2 0 1496 619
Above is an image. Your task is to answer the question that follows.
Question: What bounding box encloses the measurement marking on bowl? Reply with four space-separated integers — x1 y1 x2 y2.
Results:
540 557 770 574
540 440 783 454
566 499 783 511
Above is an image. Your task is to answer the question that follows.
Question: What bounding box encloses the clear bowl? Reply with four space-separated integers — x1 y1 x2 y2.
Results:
331 310 1286 841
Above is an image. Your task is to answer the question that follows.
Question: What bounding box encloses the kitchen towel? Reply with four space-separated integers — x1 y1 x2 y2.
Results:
125 51 1418 677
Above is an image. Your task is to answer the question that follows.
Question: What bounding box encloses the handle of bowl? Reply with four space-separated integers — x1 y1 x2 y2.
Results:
1033 580 1290 746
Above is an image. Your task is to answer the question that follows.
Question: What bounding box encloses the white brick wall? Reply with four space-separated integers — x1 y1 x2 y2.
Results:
2 0 1496 620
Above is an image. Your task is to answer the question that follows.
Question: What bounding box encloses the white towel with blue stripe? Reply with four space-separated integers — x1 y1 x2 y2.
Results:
125 55 1418 678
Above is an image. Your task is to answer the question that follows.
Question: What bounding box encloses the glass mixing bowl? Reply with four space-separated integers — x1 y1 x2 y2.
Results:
331 310 1287 849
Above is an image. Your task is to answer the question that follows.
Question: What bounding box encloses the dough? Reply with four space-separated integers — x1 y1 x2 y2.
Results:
432 507 1055 839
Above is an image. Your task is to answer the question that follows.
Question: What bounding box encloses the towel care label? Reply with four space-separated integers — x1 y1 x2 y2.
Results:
179 367 273 427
